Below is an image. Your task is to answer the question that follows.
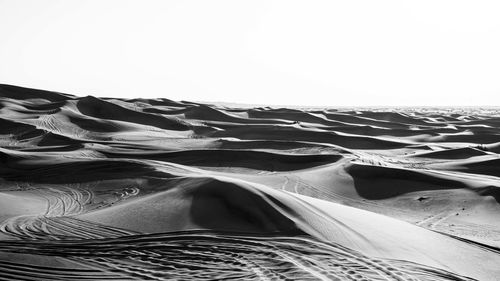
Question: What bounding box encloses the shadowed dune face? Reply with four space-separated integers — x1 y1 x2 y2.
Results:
76 96 192 131
346 164 469 199
1 84 500 280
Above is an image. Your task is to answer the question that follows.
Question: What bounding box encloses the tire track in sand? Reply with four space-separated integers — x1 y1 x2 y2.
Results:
0 231 476 281
0 184 138 240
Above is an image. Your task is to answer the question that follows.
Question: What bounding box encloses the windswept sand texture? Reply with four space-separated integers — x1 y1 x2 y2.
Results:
1 84 500 280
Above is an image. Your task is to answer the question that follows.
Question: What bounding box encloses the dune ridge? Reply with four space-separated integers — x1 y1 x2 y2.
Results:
1 84 500 280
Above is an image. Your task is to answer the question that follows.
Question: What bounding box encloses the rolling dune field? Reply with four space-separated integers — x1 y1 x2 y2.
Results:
1 84 500 280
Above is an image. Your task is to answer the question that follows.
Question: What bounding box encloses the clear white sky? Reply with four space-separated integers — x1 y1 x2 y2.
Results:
1 0 499 106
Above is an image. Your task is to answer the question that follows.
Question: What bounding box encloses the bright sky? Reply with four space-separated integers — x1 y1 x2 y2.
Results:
1 0 499 106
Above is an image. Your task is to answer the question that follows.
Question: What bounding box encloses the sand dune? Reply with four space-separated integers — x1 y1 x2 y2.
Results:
1 84 500 280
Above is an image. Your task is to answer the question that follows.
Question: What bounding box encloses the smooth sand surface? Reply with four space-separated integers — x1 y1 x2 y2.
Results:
1 84 500 280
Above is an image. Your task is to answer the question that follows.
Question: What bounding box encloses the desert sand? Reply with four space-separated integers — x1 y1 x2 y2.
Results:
1 84 500 280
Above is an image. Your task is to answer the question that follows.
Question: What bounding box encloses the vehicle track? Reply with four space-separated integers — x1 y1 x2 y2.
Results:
415 209 456 231
0 231 475 281
0 183 139 240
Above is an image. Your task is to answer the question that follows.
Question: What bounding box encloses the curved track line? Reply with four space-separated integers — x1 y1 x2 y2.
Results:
0 231 477 281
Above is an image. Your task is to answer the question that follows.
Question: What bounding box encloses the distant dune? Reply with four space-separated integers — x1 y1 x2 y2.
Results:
1 84 500 280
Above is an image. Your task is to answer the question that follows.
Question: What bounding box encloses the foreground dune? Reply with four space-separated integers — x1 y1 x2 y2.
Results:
1 84 500 280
